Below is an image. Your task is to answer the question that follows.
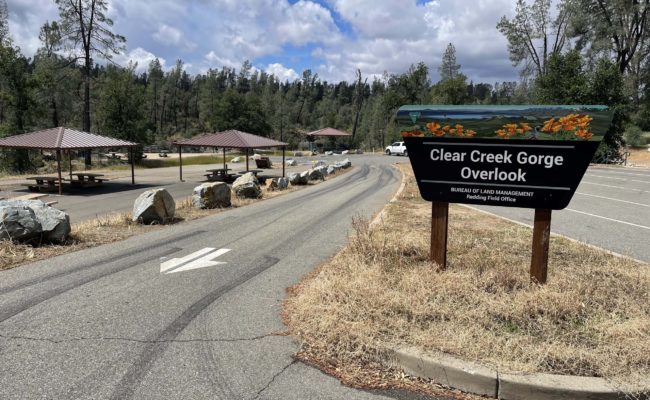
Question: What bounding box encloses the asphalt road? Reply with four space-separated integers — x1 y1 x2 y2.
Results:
0 155 454 400
473 164 650 262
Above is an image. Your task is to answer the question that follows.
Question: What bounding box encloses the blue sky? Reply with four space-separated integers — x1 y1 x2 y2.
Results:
6 0 521 84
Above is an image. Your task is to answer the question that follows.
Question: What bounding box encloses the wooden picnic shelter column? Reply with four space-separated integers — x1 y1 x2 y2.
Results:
222 147 226 171
282 146 285 177
130 147 135 184
178 145 183 181
245 148 250 172
67 150 73 181
56 149 63 195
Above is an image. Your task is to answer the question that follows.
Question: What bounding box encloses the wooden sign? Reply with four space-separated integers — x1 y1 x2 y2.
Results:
396 105 614 283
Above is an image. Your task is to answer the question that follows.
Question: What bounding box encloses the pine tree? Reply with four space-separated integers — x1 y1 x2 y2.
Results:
439 43 460 81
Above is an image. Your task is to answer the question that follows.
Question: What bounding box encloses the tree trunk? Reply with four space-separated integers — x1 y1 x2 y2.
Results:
84 54 92 167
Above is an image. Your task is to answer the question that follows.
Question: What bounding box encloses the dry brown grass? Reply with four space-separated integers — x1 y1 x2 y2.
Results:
284 164 650 386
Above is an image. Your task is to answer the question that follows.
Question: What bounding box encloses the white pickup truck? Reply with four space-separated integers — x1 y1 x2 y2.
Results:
385 141 408 156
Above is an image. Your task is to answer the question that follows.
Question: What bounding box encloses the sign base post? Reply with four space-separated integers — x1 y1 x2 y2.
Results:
431 202 449 270
530 208 552 284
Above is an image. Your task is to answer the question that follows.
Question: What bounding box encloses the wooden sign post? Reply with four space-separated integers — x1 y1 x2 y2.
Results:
431 202 449 270
530 209 552 284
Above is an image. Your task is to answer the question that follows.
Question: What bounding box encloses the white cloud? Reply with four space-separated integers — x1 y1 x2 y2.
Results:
266 63 299 81
114 47 166 73
152 24 196 51
4 0 523 84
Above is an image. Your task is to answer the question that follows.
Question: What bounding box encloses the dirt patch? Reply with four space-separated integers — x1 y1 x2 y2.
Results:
627 148 650 167
283 164 650 390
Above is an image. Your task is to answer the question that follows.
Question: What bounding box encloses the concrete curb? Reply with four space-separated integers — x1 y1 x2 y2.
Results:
389 348 649 400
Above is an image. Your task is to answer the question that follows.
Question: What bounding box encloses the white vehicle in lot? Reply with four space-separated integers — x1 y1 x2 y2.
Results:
385 141 408 156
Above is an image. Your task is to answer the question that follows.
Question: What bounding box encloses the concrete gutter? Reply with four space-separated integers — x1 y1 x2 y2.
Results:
389 348 649 400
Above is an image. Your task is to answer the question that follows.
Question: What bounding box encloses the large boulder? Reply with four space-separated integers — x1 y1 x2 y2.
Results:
325 151 334 156
0 200 71 242
268 177 289 191
230 156 243 163
0 206 40 241
314 165 329 177
308 168 325 181
133 189 176 224
314 160 327 168
341 150 349 155
232 172 262 198
340 158 352 169
326 165 337 175
293 151 304 157
192 182 231 209
285 159 297 166
288 172 309 186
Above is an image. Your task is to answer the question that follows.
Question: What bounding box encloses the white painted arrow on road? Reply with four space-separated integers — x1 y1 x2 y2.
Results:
160 248 231 274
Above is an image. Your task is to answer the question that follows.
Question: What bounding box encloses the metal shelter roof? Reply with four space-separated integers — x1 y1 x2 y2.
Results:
0 127 138 150
305 127 351 137
175 130 287 148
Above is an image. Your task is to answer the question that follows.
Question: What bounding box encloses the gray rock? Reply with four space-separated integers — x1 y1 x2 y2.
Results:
0 206 41 241
133 188 176 224
341 150 349 155
232 172 262 198
300 170 311 183
325 151 334 156
192 182 231 209
314 160 327 167
286 159 297 166
307 168 325 181
288 172 305 185
0 200 71 242
293 151 304 157
326 165 336 175
340 158 352 169
230 156 242 163
356 149 364 154
268 177 289 191
314 165 329 177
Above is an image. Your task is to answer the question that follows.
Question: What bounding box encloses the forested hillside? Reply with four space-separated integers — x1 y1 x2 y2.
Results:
2 0 650 172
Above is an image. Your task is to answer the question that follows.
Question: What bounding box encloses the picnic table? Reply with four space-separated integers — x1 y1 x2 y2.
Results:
69 173 107 187
25 176 62 192
204 167 233 181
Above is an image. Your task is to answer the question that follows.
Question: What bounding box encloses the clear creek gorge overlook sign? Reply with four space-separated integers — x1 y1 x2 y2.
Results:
396 105 614 283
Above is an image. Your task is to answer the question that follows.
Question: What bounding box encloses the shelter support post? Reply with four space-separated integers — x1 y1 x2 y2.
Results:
68 150 72 181
223 148 226 171
431 201 449 270
56 150 63 195
130 147 135 184
282 146 285 177
179 146 183 181
530 209 552 284
246 148 249 172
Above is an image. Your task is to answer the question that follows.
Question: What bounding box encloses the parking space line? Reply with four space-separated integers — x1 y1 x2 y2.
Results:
575 192 650 208
565 208 650 231
586 174 650 184
588 169 650 178
581 181 650 193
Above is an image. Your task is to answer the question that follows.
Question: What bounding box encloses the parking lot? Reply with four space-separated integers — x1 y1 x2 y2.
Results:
476 165 650 262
